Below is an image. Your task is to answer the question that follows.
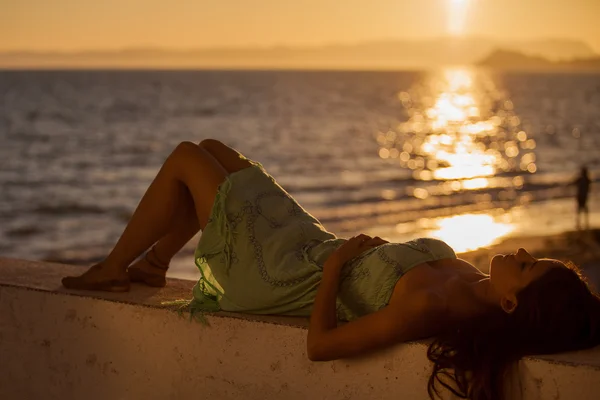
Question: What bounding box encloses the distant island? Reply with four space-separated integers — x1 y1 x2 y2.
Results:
477 49 600 71
1 37 598 70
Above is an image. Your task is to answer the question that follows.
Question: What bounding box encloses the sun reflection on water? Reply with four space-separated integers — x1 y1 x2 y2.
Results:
378 68 537 195
372 68 540 251
427 213 514 253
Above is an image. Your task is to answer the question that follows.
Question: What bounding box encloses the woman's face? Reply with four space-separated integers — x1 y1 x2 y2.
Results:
490 248 564 309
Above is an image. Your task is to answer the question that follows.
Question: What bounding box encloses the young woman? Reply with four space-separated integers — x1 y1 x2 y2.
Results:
62 139 600 400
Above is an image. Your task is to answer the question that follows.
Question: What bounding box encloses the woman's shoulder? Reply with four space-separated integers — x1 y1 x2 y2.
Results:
415 289 449 314
386 287 450 339
388 270 449 312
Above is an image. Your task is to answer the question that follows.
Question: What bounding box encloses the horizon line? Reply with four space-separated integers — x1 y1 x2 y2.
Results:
1 35 596 54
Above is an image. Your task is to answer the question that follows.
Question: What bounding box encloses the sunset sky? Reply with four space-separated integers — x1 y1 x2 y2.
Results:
2 0 599 52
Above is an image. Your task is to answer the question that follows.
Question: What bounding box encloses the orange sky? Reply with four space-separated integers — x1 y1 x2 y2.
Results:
2 0 599 52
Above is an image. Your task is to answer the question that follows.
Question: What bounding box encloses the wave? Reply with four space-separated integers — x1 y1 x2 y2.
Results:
6 225 43 238
312 185 583 227
34 203 107 215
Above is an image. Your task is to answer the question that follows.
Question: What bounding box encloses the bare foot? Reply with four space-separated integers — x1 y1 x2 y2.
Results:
62 263 130 292
128 248 168 288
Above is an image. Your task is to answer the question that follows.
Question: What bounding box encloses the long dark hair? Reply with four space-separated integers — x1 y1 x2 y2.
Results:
427 263 600 400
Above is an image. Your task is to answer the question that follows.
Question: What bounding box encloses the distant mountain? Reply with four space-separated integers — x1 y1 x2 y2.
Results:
1 37 597 69
501 39 595 61
477 49 600 71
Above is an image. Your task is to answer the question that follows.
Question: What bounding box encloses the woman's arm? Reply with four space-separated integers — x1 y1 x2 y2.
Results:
307 254 343 342
309 234 384 344
308 288 440 361
307 234 442 361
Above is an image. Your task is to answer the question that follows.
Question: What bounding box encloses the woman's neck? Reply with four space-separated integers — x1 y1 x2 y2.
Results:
446 276 502 320
470 277 503 309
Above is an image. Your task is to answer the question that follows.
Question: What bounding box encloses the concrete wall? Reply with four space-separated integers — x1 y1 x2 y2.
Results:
1 258 600 400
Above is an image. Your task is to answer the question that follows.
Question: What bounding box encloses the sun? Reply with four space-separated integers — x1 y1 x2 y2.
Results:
447 0 470 36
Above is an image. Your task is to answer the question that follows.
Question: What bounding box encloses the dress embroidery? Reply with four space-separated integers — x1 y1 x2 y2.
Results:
247 191 314 287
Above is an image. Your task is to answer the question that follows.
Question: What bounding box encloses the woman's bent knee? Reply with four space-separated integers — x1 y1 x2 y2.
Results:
198 138 227 152
170 141 202 160
176 141 199 152
197 139 252 173
167 142 228 180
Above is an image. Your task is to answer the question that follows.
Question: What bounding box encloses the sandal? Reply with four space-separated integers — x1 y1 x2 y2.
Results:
128 246 169 288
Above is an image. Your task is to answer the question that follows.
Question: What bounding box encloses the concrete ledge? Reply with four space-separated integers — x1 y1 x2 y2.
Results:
1 258 600 399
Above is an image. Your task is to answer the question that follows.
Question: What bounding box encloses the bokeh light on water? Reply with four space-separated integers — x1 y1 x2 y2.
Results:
375 68 545 249
377 68 537 186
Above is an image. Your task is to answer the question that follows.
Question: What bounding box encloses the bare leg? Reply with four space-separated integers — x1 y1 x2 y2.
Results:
584 205 590 231
151 185 199 263
127 184 200 287
127 139 253 286
62 141 229 292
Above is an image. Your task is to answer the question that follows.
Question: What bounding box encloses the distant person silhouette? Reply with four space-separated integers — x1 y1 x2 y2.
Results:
574 165 592 230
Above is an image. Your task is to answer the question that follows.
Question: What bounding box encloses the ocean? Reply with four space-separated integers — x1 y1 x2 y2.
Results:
1 69 599 280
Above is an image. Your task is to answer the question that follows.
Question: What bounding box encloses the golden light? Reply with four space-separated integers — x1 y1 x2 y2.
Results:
418 69 500 181
429 214 514 253
375 68 537 254
387 68 536 188
447 0 470 36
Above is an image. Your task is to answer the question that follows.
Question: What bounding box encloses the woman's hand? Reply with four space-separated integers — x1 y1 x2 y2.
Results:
328 234 389 267
310 234 390 355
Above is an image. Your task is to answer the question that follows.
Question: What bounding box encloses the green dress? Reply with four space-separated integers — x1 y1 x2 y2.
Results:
192 160 457 321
